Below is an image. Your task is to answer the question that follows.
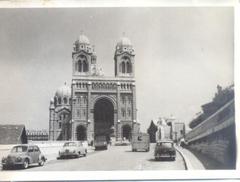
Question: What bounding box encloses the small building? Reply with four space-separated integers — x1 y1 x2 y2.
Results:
0 124 28 144
173 122 185 142
26 130 49 141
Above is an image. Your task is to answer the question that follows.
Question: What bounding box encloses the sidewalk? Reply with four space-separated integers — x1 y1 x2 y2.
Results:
176 146 205 170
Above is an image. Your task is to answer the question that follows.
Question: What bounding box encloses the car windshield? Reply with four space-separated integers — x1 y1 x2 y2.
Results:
95 136 106 141
63 142 77 147
157 142 173 148
11 146 28 153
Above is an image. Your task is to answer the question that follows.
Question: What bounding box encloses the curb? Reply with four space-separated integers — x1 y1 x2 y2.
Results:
175 147 190 170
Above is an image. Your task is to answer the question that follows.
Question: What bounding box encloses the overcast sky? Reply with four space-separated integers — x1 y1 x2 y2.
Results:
0 7 233 131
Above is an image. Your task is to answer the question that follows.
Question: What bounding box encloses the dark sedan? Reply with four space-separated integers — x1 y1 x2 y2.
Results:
154 140 176 161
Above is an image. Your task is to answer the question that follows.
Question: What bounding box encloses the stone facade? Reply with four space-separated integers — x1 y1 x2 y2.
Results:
49 34 140 143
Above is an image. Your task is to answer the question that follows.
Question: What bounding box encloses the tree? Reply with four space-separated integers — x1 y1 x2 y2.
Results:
147 120 158 143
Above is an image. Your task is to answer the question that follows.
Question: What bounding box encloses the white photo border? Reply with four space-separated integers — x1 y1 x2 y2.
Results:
0 0 239 181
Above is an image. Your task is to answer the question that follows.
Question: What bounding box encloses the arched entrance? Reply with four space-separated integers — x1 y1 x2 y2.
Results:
122 124 132 141
76 125 87 141
94 98 114 142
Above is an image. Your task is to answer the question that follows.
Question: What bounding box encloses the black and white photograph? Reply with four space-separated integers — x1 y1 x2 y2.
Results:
0 1 238 180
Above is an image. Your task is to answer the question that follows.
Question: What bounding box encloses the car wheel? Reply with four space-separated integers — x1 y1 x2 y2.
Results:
2 165 7 170
23 159 29 169
83 150 87 157
38 158 45 166
172 157 176 161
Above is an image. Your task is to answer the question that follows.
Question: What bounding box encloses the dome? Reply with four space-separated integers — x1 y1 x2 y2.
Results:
117 36 132 47
55 83 71 98
78 34 90 44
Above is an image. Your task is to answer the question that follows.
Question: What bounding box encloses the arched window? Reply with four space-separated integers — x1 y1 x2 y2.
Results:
59 122 62 129
63 97 67 104
122 108 126 117
54 97 57 105
122 62 126 73
126 62 132 73
77 55 88 73
58 97 61 105
119 62 122 72
128 96 132 104
83 60 88 72
78 60 83 72
128 109 131 116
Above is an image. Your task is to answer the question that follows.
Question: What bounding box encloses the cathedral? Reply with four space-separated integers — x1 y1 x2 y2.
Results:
49 33 140 143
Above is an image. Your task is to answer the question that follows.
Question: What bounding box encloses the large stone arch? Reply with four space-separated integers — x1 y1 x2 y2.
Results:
91 95 117 110
122 124 132 141
91 95 117 142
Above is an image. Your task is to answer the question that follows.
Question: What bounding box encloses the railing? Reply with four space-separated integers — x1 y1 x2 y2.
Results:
185 99 234 143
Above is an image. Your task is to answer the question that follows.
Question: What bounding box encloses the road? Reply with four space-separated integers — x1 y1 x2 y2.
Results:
2 144 186 171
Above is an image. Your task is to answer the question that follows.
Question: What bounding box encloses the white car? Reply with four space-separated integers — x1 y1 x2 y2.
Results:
58 141 87 159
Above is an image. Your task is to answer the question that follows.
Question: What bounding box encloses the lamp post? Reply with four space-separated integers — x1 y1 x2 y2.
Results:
117 119 120 141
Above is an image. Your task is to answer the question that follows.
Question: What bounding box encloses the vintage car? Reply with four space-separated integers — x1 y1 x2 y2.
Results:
94 135 108 150
58 141 87 159
1 144 46 169
132 133 150 152
154 140 176 161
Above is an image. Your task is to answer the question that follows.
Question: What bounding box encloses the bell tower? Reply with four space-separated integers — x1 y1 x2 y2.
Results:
72 33 97 77
114 35 135 77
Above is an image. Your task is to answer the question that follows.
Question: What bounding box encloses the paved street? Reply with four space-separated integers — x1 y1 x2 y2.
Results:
7 144 185 171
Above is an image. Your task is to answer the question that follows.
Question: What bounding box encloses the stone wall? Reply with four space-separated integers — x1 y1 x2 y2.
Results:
187 125 236 168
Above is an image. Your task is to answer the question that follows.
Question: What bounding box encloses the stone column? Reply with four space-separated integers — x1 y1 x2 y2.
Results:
53 111 58 140
49 106 55 140
87 81 93 143
132 82 137 121
71 97 77 140
132 82 137 136
116 82 121 140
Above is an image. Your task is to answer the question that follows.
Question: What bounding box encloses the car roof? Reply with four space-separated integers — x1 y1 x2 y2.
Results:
13 144 38 147
63 141 82 144
157 140 174 143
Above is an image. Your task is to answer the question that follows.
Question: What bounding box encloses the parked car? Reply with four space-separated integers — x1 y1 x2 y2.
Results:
94 135 108 150
115 140 131 146
58 141 87 159
132 133 150 152
154 140 176 161
1 144 46 169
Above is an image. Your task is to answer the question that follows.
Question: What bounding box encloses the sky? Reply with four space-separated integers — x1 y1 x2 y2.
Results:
0 7 233 132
